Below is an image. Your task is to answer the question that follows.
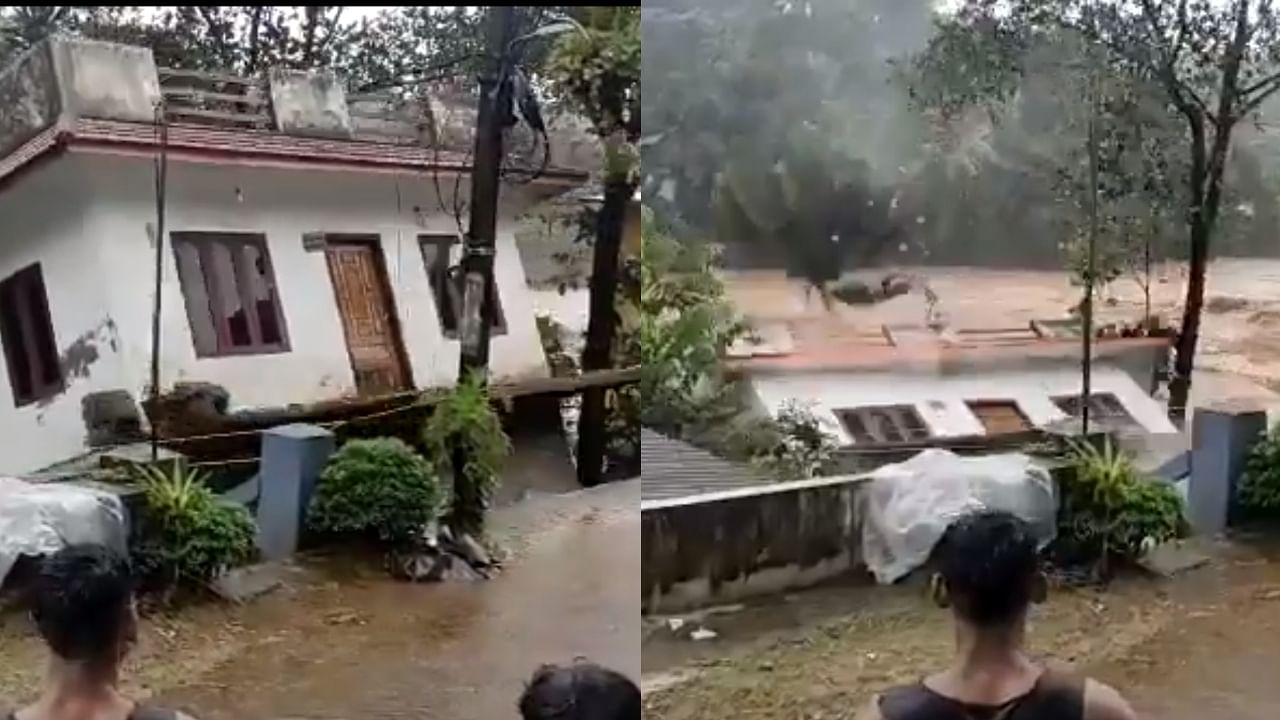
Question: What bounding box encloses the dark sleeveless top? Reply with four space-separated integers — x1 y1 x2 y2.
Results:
6 706 178 720
878 671 1085 720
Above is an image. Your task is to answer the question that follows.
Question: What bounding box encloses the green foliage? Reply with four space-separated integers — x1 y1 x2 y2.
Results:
1239 425 1280 515
548 7 640 137
913 0 1280 410
130 463 256 588
309 437 442 545
633 213 834 480
1057 438 1185 564
638 209 745 434
422 373 511 537
1 7 577 92
749 402 837 481
643 0 936 282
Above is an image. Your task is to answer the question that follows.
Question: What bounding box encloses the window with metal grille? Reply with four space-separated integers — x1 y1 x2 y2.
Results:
171 232 290 357
1052 392 1138 426
835 405 931 445
419 235 507 338
966 400 1032 436
0 264 62 406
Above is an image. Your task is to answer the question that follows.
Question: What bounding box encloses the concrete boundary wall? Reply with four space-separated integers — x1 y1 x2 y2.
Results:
642 474 871 614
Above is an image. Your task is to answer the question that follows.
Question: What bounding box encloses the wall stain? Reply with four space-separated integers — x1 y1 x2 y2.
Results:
59 317 119 381
35 318 121 410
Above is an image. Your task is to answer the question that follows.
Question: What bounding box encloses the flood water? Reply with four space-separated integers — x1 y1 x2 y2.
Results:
157 480 639 720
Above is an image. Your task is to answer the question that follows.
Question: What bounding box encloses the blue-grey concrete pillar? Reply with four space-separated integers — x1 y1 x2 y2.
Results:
257 423 336 560
1188 399 1267 535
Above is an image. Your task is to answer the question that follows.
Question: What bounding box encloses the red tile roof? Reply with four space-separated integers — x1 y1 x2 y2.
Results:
729 316 1169 374
0 118 587 188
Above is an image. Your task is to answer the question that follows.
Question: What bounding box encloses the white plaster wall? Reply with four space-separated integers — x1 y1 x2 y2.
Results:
749 364 1179 446
0 157 131 473
78 152 550 411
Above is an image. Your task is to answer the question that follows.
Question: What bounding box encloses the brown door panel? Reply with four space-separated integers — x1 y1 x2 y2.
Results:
324 241 411 396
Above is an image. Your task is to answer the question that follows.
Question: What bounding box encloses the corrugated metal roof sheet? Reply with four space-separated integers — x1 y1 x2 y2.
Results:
641 429 774 502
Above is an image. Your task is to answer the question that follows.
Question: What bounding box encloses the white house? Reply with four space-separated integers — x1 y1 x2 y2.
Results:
0 37 587 474
728 316 1180 449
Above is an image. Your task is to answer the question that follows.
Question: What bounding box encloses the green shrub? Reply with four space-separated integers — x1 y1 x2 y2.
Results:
1239 424 1280 514
131 463 257 588
422 373 511 537
749 401 837 480
1057 437 1185 564
309 438 442 545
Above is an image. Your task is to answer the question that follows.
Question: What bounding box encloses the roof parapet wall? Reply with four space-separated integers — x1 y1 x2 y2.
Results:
0 35 601 178
0 36 364 154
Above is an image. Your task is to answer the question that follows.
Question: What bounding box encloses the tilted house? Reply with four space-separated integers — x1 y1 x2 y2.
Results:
0 37 589 474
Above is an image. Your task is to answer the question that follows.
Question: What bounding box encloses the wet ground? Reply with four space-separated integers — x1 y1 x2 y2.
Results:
642 535 1280 720
0 479 638 720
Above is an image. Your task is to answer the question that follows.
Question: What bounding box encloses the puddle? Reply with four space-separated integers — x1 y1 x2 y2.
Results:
151 480 639 720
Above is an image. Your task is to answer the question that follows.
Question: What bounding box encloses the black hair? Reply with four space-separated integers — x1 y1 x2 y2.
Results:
518 662 640 720
936 510 1040 626
31 544 136 662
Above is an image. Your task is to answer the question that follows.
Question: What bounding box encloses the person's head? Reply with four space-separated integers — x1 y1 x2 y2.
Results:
518 661 640 720
930 510 1046 631
30 544 138 672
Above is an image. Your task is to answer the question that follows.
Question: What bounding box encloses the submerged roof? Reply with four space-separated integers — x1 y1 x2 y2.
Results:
729 316 1168 374
640 429 774 503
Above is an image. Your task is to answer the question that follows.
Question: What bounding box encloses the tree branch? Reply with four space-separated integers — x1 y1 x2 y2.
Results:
1137 0 1217 125
1242 67 1280 97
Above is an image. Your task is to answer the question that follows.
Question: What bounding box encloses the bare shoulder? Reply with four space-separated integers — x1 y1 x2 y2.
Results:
1083 679 1138 720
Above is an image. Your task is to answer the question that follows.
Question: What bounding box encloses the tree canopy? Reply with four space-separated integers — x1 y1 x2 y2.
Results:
642 0 937 289
910 0 1280 411
642 0 1280 279
0 6 576 94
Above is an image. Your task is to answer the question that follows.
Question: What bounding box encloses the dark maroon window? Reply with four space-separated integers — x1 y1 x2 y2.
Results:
171 232 289 357
0 264 62 406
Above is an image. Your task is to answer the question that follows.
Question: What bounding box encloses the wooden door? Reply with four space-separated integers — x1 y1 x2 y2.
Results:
324 240 411 395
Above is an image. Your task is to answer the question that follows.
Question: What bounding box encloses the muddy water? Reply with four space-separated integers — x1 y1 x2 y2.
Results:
159 481 639 720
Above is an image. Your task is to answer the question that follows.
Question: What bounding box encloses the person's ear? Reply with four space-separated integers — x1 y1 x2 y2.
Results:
929 572 950 609
1030 571 1048 605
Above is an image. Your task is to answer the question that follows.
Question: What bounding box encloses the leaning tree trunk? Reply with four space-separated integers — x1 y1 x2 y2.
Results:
576 178 631 487
1169 116 1234 421
1170 215 1210 422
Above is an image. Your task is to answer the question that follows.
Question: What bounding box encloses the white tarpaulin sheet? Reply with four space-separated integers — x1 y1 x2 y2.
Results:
857 449 1058 584
0 478 127 584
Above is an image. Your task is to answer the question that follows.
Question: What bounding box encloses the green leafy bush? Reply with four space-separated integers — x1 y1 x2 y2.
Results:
749 402 837 480
131 463 256 589
1238 424 1280 514
1057 438 1185 564
309 438 442 545
422 373 511 537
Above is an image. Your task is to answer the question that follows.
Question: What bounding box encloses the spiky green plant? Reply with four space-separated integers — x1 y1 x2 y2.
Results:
422 372 512 537
130 462 256 591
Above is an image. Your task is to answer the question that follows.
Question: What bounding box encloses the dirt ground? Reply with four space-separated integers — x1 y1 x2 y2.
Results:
0 480 639 719
641 535 1280 720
